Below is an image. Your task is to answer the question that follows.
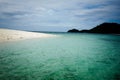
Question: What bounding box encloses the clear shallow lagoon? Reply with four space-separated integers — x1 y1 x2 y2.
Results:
0 33 120 80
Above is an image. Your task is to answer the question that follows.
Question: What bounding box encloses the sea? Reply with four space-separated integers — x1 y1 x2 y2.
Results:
0 33 120 80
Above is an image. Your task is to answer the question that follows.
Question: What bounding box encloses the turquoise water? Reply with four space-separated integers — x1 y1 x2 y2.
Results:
0 33 120 80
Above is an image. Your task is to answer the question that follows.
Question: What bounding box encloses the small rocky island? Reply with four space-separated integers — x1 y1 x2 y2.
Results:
68 29 80 33
68 22 120 34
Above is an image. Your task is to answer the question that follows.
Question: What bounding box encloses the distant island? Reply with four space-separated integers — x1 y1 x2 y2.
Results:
68 22 120 34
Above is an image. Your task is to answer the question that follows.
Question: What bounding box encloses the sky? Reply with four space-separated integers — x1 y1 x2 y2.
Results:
0 0 120 32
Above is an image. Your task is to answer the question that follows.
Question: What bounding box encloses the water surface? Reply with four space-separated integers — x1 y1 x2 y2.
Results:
0 33 120 80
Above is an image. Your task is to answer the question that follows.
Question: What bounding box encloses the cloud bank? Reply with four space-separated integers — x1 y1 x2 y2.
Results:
0 0 120 31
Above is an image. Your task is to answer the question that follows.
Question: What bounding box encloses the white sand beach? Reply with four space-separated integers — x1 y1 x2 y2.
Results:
0 28 55 42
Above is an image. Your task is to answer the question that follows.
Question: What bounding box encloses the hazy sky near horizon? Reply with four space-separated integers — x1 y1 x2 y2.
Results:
0 0 120 32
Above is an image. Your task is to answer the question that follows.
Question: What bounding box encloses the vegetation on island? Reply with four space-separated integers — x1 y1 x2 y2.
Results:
68 22 120 34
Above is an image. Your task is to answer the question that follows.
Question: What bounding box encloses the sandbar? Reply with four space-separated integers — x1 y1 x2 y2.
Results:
0 28 56 42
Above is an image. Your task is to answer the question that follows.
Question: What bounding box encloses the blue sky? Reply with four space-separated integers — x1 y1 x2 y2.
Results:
0 0 120 32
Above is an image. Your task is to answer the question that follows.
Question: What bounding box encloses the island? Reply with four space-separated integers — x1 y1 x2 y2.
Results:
68 29 80 33
68 22 120 34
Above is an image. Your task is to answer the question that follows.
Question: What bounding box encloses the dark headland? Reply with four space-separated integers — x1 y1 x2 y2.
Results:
68 22 120 34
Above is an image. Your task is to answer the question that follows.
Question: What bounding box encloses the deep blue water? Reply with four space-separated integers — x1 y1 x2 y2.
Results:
0 33 120 80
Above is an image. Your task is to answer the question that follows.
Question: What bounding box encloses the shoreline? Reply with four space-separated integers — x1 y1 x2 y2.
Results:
0 28 56 42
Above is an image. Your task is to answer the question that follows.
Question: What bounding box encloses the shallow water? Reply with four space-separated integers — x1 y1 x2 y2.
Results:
0 33 120 80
